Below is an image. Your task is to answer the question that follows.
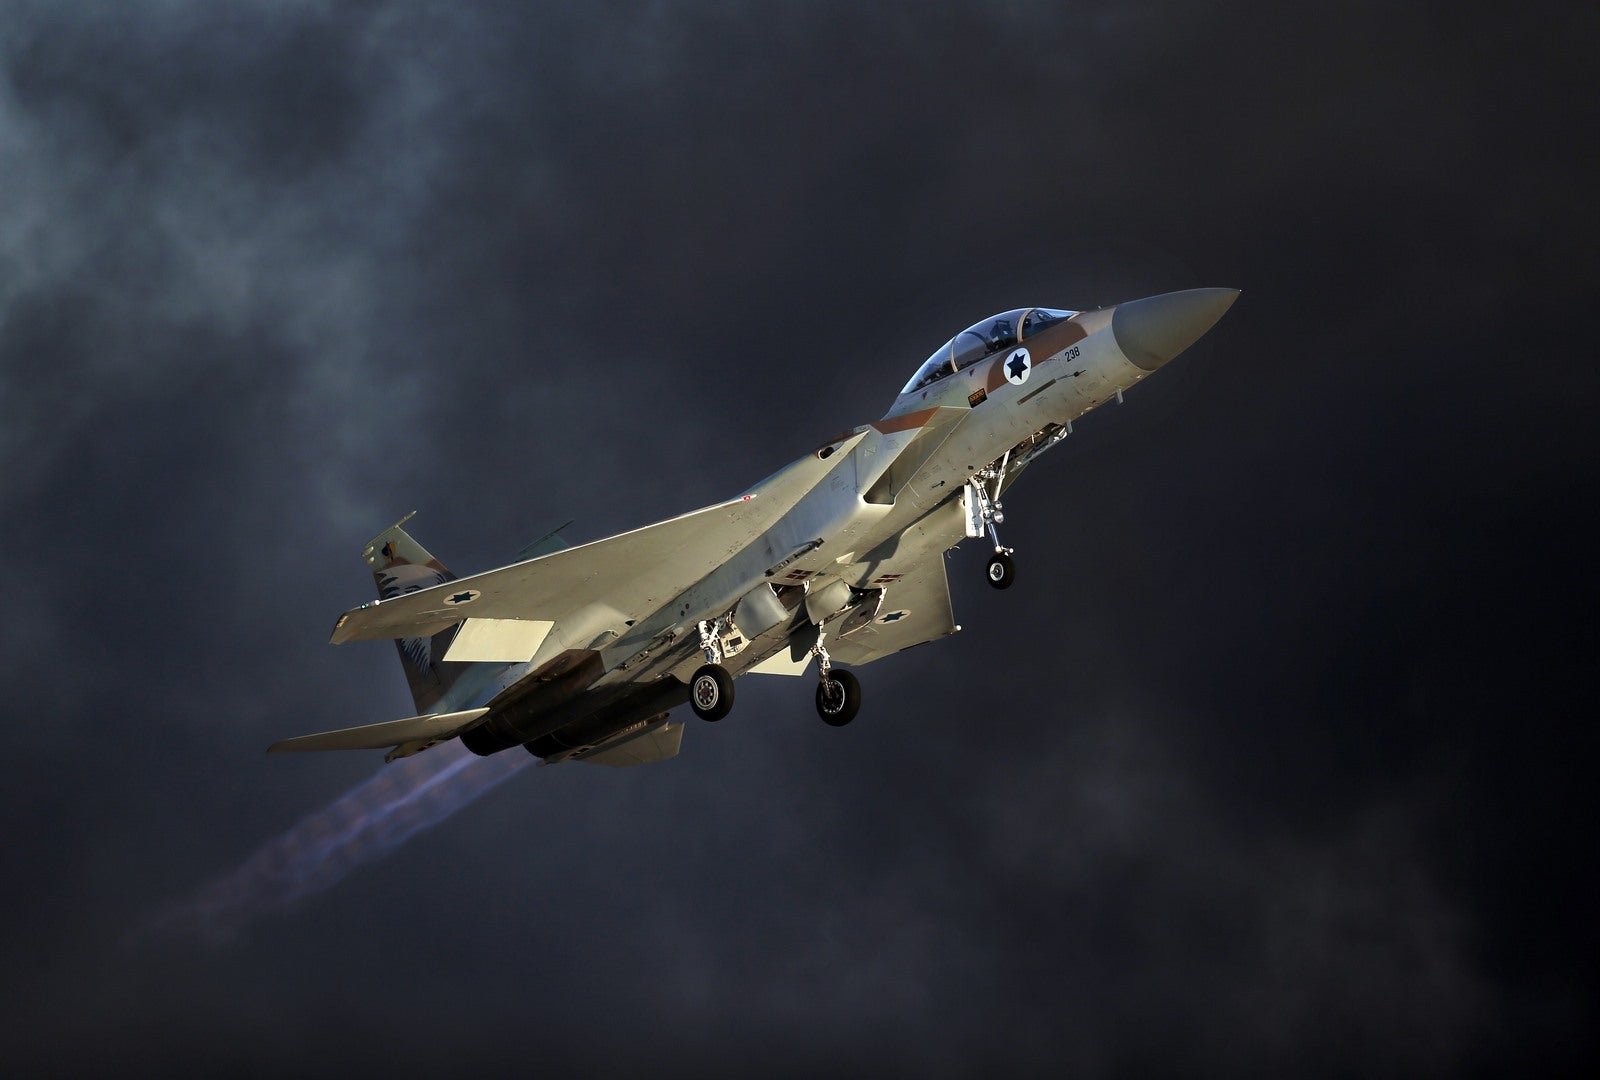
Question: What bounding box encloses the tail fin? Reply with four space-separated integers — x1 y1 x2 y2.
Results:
361 513 467 713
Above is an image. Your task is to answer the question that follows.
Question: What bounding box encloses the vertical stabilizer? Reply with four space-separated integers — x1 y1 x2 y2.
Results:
515 519 574 562
361 513 466 713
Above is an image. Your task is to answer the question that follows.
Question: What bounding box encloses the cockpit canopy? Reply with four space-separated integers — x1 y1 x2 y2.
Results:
901 307 1078 395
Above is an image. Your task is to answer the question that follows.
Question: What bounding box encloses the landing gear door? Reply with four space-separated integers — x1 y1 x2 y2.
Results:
961 483 985 539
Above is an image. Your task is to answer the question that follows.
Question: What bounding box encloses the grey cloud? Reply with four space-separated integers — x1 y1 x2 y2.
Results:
2 1 1594 1075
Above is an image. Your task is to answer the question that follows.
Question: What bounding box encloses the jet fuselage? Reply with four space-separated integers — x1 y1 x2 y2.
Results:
452 289 1240 759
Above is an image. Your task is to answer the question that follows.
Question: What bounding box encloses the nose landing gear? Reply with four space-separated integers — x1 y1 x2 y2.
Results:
985 550 1016 589
966 470 1016 590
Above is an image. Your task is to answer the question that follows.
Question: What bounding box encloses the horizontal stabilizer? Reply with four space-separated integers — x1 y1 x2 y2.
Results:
267 708 490 754
514 520 574 562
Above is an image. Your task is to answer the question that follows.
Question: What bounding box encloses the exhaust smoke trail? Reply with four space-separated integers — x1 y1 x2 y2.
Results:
138 742 533 945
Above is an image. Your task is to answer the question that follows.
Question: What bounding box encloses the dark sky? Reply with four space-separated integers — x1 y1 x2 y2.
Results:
4 1 1596 1074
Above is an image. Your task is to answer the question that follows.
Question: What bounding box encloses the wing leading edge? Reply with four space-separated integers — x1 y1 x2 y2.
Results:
330 433 867 647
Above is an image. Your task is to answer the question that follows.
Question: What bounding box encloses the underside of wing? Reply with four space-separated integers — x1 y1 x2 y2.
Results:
829 556 957 665
829 552 960 667
329 434 866 646
826 495 966 666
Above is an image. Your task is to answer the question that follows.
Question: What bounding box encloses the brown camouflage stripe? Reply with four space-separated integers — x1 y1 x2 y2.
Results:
985 317 1089 392
871 406 940 434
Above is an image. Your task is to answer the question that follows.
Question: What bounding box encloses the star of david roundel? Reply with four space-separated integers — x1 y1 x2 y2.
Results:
1004 347 1031 386
444 589 482 606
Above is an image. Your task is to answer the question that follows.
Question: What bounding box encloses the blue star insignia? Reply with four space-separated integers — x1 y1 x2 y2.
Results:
446 590 478 605
1007 352 1029 379
881 611 908 623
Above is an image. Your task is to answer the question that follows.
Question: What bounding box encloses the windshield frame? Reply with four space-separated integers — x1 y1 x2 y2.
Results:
901 308 1038 395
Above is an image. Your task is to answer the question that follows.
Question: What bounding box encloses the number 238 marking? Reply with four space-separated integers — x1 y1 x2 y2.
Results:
1058 345 1081 362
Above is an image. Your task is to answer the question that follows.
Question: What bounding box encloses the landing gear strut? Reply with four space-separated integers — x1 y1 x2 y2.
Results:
967 467 1016 590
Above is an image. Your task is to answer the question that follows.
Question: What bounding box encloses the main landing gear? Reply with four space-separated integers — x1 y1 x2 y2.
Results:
689 662 734 722
689 619 735 721
689 625 863 728
967 469 1016 590
811 630 861 727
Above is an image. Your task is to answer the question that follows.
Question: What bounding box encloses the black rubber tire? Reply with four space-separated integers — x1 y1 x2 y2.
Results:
689 663 735 722
986 551 1016 590
815 668 861 727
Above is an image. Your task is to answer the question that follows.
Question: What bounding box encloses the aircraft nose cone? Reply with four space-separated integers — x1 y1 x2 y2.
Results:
1111 288 1240 371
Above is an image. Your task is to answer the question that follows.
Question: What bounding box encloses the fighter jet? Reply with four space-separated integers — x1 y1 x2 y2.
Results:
271 288 1238 766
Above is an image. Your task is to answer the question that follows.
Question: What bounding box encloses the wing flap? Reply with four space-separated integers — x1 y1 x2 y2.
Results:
442 618 555 663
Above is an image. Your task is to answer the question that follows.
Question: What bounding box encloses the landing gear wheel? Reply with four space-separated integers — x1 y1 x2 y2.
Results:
689 663 734 722
986 551 1016 590
816 668 861 727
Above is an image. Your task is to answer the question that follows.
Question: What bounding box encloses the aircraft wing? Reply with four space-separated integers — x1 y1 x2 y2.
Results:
828 553 958 666
330 434 866 646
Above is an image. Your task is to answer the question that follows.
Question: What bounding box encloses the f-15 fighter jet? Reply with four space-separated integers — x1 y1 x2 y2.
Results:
272 288 1238 766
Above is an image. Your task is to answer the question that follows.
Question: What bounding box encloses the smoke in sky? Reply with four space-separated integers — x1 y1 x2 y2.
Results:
6 1 1594 1072
137 743 532 945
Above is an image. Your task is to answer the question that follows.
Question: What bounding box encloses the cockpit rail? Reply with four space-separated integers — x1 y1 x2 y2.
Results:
901 307 1078 395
